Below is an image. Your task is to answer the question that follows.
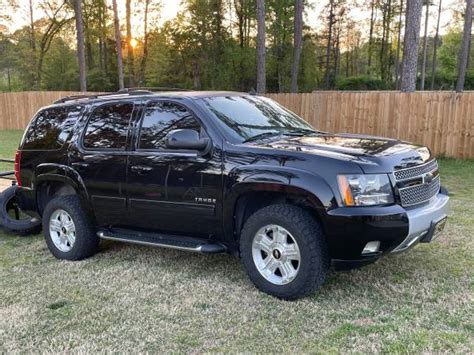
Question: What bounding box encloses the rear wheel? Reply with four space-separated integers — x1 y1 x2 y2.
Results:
240 204 329 300
43 195 99 260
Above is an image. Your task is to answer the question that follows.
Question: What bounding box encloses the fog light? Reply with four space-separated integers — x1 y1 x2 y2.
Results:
362 241 380 255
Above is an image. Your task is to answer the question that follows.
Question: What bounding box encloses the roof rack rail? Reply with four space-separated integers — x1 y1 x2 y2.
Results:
125 86 191 92
53 87 191 104
53 92 126 104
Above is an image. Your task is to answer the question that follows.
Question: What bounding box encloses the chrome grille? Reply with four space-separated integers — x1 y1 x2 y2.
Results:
398 175 440 207
394 160 438 181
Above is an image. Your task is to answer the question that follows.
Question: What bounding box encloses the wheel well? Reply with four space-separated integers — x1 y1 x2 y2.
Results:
233 190 322 240
37 181 77 215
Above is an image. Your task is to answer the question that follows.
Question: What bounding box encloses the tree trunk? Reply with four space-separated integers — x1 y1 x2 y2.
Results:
7 67 11 92
98 1 106 74
456 0 472 92
334 24 341 81
367 0 376 75
395 0 404 89
430 0 442 89
400 0 423 92
112 0 124 90
324 0 334 89
73 0 87 91
139 0 151 86
126 0 134 87
29 0 38 87
380 0 392 81
29 0 36 52
35 2 71 87
290 0 303 93
256 0 266 93
420 0 430 90
86 40 93 69
235 0 245 90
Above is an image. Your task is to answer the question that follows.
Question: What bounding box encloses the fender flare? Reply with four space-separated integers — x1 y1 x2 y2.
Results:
33 163 90 203
223 165 338 239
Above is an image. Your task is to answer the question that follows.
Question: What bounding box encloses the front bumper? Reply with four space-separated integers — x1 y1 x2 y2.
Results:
326 189 449 268
391 192 449 253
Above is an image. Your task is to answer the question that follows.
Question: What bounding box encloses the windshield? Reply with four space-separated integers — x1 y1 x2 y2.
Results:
200 95 317 143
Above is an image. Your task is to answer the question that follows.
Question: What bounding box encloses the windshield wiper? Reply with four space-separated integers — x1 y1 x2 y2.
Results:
283 128 319 136
243 128 320 143
243 131 281 143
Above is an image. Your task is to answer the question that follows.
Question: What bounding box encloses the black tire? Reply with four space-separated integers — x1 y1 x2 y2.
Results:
0 185 41 236
42 195 99 260
240 204 329 300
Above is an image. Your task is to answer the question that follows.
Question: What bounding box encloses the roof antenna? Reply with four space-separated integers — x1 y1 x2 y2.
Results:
249 88 257 96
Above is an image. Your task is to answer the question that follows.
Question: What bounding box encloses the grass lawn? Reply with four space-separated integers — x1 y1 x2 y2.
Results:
0 129 473 352
0 129 22 171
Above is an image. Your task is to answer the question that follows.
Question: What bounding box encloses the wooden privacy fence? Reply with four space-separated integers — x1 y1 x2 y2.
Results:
0 91 473 159
0 91 87 130
268 92 473 159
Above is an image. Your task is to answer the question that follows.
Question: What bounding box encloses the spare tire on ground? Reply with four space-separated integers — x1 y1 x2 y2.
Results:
0 185 41 236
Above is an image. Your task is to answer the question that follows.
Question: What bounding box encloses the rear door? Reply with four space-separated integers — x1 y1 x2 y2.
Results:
68 102 135 226
127 100 222 237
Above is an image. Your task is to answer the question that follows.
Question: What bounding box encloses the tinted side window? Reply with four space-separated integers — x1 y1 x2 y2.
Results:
83 103 134 150
138 102 201 150
23 106 83 150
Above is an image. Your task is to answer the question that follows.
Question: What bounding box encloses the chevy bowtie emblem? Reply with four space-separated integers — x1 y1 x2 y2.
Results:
422 172 434 184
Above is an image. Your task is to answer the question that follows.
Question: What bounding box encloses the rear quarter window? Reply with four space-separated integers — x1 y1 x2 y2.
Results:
22 105 83 150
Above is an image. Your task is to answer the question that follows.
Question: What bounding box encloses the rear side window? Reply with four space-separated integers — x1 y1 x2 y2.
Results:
138 101 201 150
22 106 83 150
83 103 134 150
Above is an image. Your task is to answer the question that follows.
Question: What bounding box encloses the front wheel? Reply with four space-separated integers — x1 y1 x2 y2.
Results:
240 204 329 300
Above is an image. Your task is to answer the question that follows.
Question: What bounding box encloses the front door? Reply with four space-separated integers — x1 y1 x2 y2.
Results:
68 102 135 226
127 101 222 237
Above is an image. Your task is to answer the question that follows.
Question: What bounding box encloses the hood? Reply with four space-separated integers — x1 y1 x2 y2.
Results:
250 133 432 173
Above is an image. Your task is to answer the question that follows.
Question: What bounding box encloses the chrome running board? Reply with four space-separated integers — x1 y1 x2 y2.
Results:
97 229 226 254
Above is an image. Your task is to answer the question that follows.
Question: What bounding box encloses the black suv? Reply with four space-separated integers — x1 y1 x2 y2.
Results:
14 90 449 299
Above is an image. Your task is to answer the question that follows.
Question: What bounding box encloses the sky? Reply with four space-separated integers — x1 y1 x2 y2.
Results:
1 0 464 39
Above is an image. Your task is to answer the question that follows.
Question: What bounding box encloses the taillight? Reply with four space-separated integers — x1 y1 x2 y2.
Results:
14 150 22 186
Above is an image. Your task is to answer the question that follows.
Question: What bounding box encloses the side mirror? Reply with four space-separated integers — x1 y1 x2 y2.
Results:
165 129 210 151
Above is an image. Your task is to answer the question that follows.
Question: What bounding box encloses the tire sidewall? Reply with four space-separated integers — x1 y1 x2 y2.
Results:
0 185 41 235
240 206 325 299
42 196 96 260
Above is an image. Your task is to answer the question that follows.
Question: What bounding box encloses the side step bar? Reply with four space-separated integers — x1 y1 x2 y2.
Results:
97 229 226 254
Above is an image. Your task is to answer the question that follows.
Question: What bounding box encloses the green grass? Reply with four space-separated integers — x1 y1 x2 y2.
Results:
0 130 473 352
0 129 22 171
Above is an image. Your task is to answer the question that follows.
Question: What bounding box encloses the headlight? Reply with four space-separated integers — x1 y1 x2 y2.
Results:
337 174 394 206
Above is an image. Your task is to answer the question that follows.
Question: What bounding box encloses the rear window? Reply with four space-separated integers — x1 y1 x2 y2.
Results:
22 106 83 150
82 103 134 150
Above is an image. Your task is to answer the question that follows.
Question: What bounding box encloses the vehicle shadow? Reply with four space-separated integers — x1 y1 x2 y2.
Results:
97 238 450 303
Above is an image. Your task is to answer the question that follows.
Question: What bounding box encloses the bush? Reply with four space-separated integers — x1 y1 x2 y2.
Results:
335 75 390 90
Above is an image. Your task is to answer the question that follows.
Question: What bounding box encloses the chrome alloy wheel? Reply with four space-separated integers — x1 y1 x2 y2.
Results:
251 224 301 285
49 209 76 252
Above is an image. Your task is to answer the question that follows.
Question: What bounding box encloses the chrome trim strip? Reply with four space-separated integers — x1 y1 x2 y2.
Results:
393 159 437 176
391 231 427 253
394 167 439 183
97 231 203 253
